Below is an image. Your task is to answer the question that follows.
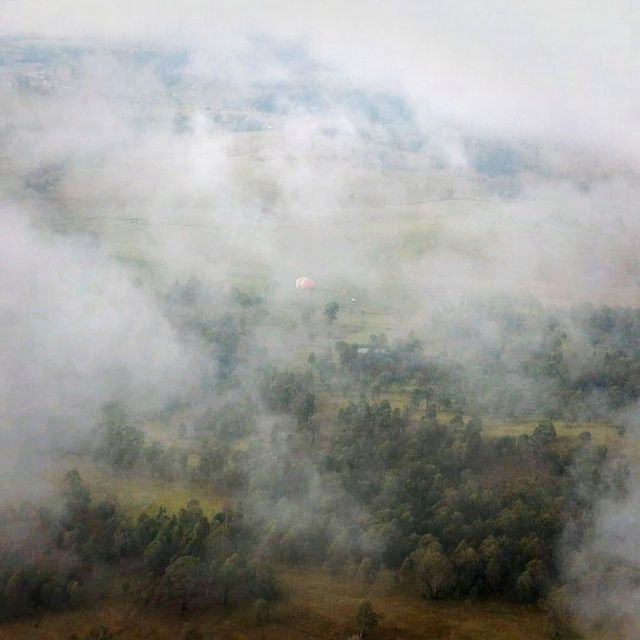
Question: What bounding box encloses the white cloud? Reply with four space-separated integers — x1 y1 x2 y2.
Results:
1 0 637 163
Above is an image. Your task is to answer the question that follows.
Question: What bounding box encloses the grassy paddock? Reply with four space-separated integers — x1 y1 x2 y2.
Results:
274 566 548 640
46 456 222 517
323 388 623 444
482 417 624 448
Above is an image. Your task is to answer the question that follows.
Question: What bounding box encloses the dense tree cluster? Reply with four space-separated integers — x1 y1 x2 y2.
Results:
0 471 278 621
328 305 640 422
248 396 593 603
335 336 466 408
94 404 188 481
429 303 640 420
2 296 636 635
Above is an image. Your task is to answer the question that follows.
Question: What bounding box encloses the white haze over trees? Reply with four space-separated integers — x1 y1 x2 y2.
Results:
0 1 639 636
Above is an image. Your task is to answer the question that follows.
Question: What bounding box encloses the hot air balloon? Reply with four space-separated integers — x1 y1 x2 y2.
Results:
295 277 316 290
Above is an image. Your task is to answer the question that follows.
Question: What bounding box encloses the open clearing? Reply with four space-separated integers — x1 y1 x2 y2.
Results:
45 456 223 517
0 567 549 640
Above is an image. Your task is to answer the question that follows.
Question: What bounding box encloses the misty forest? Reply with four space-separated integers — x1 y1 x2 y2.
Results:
0 3 639 639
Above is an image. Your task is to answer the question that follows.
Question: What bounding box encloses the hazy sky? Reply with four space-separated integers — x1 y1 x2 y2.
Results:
1 0 637 164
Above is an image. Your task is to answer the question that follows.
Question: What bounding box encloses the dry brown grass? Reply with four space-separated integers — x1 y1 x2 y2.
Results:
0 567 551 640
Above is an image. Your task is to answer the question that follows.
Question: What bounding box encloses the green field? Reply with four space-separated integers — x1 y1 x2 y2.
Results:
483 417 623 447
46 455 223 517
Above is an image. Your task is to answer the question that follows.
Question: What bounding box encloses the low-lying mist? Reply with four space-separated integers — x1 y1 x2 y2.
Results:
0 3 638 637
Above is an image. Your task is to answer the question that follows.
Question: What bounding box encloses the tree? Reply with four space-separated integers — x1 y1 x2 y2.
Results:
295 391 317 426
62 469 90 521
161 556 202 610
144 441 166 479
517 559 548 602
180 624 203 640
95 403 144 472
359 557 379 584
515 570 536 602
453 545 481 594
479 536 506 592
324 302 340 323
532 420 557 448
410 541 456 599
409 388 426 412
69 626 116 640
218 554 243 608
355 600 379 637
253 597 270 625
542 588 577 639
143 520 177 573
579 431 592 444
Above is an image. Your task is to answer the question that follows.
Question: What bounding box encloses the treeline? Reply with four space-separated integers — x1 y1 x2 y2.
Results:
237 393 622 606
164 279 640 421
0 395 624 630
4 292 633 628
87 337 628 612
323 304 640 421
431 302 640 420
93 402 188 481
0 470 278 621
93 402 253 493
